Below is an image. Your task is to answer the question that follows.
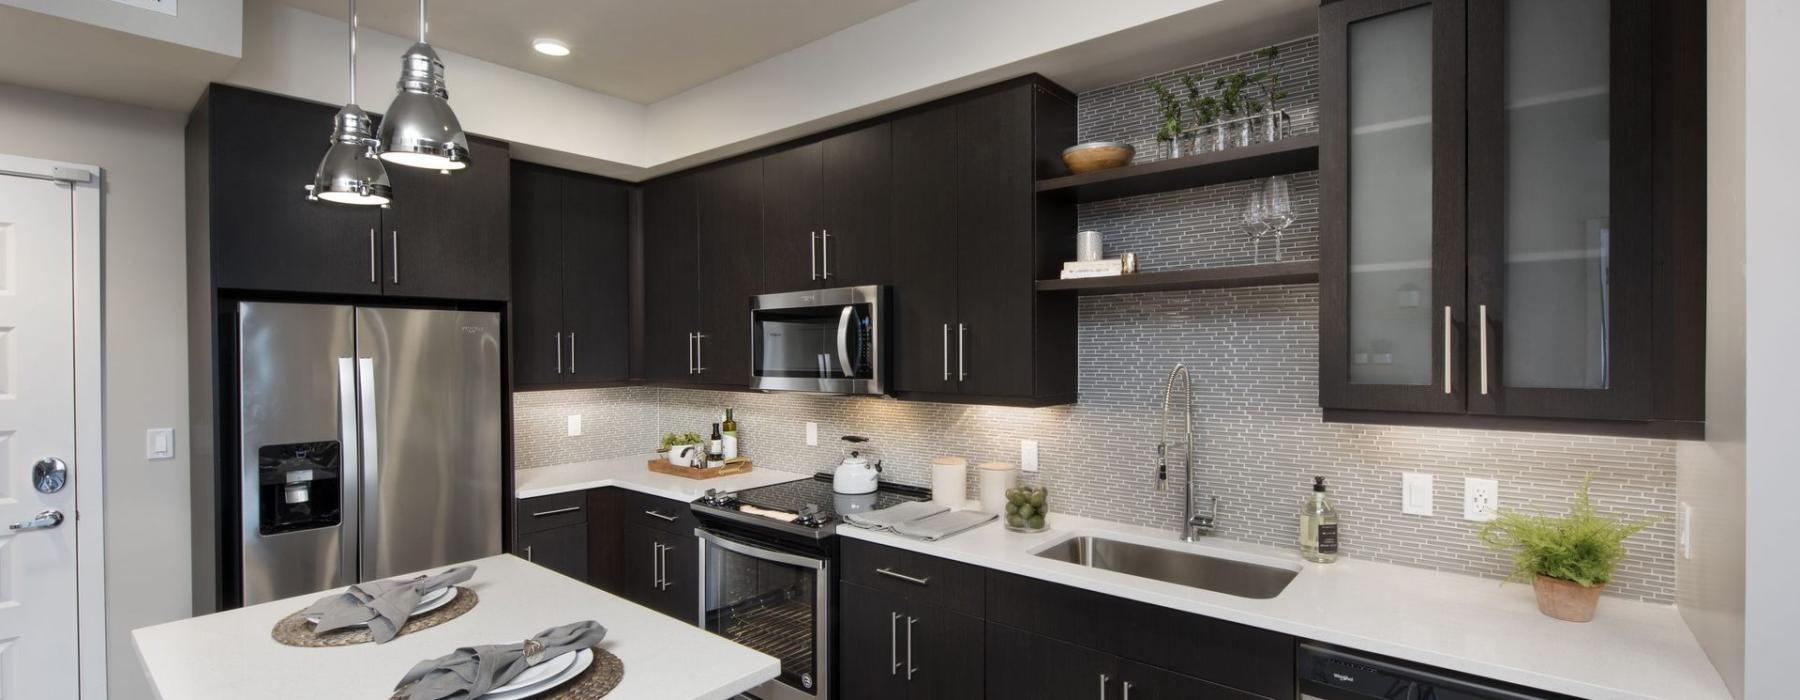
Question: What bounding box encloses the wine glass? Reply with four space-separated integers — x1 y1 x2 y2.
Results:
1239 189 1270 263
1258 176 1294 262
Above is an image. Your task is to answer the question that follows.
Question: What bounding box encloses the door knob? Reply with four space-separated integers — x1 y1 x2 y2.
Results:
10 510 64 531
33 457 68 494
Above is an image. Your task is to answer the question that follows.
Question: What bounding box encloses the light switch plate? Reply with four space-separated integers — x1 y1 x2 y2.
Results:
566 414 582 437
805 422 818 447
1463 477 1498 522
1679 502 1693 559
1021 440 1039 472
146 428 176 460
1402 473 1434 515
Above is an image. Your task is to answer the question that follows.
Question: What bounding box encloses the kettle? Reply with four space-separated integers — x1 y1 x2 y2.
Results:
832 436 882 494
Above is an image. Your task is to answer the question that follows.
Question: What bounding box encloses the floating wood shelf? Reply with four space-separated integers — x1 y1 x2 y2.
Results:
1035 261 1320 296
1036 134 1319 203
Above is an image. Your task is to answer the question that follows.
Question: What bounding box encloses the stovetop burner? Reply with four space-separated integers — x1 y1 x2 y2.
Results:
693 473 931 540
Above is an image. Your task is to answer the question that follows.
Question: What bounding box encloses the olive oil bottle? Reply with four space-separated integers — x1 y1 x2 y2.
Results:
1299 476 1340 564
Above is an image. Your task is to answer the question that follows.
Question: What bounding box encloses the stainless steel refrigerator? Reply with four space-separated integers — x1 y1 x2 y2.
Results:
236 302 502 605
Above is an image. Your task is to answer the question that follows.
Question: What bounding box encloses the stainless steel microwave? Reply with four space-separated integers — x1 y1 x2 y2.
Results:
750 285 885 395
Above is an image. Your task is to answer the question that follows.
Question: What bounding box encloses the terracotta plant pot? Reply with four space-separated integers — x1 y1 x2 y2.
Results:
1532 575 1605 622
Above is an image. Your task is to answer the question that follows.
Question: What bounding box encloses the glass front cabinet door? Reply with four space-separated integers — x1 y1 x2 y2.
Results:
1320 0 1703 435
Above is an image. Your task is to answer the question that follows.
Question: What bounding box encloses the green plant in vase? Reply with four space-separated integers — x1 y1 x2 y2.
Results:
1251 45 1292 141
1182 74 1221 152
1151 81 1188 159
1476 476 1656 622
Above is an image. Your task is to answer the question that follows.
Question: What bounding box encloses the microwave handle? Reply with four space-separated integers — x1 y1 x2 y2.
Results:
837 305 856 377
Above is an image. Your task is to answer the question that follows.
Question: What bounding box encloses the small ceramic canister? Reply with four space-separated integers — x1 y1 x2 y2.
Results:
977 462 1019 514
930 457 968 509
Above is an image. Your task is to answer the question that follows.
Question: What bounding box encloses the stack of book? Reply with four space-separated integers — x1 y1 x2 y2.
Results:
1060 259 1124 279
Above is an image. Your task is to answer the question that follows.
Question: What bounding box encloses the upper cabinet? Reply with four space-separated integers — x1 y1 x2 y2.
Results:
511 162 632 389
641 159 764 388
194 84 511 302
762 123 894 292
1318 0 1704 437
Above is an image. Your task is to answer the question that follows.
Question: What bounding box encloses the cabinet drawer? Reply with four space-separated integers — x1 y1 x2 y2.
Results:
842 539 984 618
622 490 700 537
517 492 587 534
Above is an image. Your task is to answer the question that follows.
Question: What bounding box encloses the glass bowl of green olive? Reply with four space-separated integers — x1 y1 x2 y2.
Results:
1002 485 1049 532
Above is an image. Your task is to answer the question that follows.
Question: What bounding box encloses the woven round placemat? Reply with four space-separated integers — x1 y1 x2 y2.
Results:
391 647 624 700
270 586 480 647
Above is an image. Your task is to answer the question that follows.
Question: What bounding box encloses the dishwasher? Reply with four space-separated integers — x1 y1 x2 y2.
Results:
1298 643 1577 700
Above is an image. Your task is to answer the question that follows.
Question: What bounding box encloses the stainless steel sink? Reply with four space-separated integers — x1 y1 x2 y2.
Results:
1034 536 1298 599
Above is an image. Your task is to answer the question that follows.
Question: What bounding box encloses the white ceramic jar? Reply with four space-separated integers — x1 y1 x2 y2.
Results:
930 457 968 509
977 462 1019 514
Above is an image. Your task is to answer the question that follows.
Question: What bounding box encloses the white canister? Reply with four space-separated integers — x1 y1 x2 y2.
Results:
977 462 1019 515
930 457 969 509
1076 230 1104 262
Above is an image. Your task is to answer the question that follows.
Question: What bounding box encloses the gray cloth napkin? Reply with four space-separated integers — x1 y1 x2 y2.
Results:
391 620 608 700
893 509 997 541
843 501 948 531
301 564 476 644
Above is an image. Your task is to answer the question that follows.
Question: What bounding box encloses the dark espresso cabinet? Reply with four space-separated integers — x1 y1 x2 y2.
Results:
840 581 984 700
1318 0 1704 437
511 162 631 388
889 80 1078 406
640 159 763 388
762 123 893 292
193 83 510 302
642 174 702 383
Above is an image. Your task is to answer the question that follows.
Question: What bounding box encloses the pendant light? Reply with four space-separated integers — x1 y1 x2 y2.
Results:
307 0 391 206
377 0 470 171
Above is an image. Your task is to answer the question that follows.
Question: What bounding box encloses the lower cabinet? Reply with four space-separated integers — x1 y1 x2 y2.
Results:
986 623 1263 700
622 521 699 623
519 524 587 582
840 581 984 700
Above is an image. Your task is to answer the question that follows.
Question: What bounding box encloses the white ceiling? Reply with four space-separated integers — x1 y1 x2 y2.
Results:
275 0 918 103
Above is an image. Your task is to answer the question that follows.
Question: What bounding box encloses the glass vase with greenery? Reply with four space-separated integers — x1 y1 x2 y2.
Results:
1151 82 1189 159
1182 74 1221 152
1476 477 1656 622
1251 45 1292 142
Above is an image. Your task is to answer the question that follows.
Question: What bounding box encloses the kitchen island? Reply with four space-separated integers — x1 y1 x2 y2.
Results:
133 554 777 700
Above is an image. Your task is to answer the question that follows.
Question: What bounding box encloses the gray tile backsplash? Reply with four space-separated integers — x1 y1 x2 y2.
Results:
513 37 1678 603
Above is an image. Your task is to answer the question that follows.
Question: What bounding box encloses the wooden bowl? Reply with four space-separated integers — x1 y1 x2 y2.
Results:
1061 141 1135 174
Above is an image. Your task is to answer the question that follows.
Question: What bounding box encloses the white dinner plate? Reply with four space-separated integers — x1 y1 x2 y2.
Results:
479 648 594 700
307 586 458 627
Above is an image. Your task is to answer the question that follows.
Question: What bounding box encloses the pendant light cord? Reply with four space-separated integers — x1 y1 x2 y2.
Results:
347 0 357 104
419 0 428 42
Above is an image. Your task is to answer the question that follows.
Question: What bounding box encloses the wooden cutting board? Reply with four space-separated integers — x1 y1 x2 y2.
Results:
647 457 752 479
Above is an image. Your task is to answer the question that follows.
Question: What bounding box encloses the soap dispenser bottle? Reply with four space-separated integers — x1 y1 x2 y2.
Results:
1299 476 1340 564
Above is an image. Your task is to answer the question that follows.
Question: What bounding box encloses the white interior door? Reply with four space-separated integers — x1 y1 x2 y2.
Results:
0 172 80 698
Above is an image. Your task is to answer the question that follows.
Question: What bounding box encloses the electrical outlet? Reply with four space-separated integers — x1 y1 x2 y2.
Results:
1402 473 1434 515
805 422 818 447
1679 502 1694 559
566 414 582 437
1463 477 1498 522
1021 440 1039 472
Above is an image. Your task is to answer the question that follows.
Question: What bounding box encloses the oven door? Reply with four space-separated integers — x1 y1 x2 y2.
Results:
697 529 831 700
750 285 883 395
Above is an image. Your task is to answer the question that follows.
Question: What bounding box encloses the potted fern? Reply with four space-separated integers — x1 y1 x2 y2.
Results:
1476 477 1655 622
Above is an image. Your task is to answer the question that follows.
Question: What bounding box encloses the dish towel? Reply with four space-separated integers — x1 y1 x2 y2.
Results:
893 510 998 541
843 501 948 531
390 620 608 700
301 564 476 643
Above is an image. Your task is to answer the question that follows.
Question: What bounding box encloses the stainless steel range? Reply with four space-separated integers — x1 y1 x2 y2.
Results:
692 475 930 700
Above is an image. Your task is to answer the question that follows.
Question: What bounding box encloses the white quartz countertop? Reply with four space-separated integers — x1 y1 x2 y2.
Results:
132 555 778 700
515 453 812 501
839 512 1730 700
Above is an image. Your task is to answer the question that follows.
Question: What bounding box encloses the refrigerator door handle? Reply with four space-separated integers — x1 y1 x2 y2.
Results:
356 357 380 582
336 358 362 583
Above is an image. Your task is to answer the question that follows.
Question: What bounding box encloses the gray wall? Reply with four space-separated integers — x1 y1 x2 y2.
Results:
0 81 191 700
516 37 1681 604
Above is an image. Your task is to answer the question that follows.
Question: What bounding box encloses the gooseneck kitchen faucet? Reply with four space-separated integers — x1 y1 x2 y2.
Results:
1157 363 1217 541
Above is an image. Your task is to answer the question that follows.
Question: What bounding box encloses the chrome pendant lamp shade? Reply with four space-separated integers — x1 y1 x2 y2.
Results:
377 0 470 170
309 0 391 206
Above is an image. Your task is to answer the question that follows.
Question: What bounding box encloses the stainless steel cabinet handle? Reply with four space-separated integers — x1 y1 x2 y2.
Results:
942 324 950 381
569 332 577 375
875 567 930 586
1122 681 1133 699
905 615 917 680
1478 304 1489 396
957 323 967 381
644 509 679 522
811 232 819 281
9 509 63 531
822 230 831 279
687 333 696 374
890 611 902 675
651 542 664 589
1098 673 1109 700
555 332 563 374
1442 305 1453 395
531 506 580 518
659 543 675 591
524 545 533 561
368 228 377 283
694 333 706 373
390 230 400 285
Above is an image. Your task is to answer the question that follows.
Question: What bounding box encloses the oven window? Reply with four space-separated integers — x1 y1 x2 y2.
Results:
704 544 820 694
753 304 873 380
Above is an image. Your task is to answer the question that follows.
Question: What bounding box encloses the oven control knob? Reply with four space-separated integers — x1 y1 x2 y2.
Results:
796 504 827 527
701 488 737 506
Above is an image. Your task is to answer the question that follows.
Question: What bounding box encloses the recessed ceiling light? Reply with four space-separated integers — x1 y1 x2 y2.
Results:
533 39 570 57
